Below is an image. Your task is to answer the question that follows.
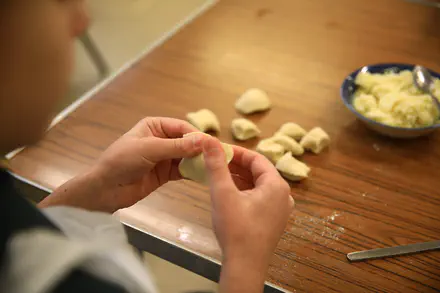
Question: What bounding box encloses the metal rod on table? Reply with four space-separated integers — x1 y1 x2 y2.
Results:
347 240 440 262
405 0 440 8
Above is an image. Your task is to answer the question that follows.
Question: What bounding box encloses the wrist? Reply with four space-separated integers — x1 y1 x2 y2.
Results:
223 251 269 278
219 252 269 293
39 166 117 213
82 165 119 212
223 244 272 271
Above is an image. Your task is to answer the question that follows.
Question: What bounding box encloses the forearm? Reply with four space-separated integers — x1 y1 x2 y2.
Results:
219 254 268 293
38 168 115 213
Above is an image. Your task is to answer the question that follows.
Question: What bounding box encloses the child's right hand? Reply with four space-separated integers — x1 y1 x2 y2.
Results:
202 137 294 293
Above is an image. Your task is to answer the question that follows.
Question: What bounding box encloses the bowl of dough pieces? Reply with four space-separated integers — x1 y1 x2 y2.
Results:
340 63 440 138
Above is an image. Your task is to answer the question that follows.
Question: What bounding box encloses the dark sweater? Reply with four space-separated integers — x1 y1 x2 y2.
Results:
0 169 126 293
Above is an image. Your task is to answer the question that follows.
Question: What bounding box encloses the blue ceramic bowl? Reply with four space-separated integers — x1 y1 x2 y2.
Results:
340 63 440 138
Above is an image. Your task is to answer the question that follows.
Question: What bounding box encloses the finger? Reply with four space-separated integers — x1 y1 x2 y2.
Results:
128 117 198 138
231 145 279 186
168 159 183 181
231 173 255 190
288 196 295 210
231 145 288 196
228 162 253 183
139 133 206 163
203 137 237 200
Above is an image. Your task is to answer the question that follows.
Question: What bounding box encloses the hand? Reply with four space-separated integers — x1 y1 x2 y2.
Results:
202 137 294 293
40 117 205 212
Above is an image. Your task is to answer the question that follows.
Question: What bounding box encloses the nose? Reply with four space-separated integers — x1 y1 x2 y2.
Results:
72 1 90 37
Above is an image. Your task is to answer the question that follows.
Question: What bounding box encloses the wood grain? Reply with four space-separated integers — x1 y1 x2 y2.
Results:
8 0 440 292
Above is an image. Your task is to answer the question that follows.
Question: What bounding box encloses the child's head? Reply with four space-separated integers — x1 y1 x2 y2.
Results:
0 0 89 155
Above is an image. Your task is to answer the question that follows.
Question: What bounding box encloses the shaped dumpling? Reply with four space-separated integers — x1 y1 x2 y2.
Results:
275 122 307 141
276 152 310 182
235 88 271 114
300 127 330 154
179 133 233 184
271 134 304 156
231 118 261 141
256 138 285 164
186 109 220 133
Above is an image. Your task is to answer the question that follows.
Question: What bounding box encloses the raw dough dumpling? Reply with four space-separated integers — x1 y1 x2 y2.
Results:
186 109 220 133
179 133 234 184
276 152 310 182
300 127 330 154
235 88 271 114
271 134 304 156
256 138 285 164
275 123 307 141
231 118 261 141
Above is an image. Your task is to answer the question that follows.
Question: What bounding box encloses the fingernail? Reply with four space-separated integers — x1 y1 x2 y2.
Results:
184 133 204 149
191 134 203 148
203 138 221 156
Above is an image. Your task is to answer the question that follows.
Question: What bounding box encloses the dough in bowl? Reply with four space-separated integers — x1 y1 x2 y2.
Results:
354 70 440 128
179 133 233 184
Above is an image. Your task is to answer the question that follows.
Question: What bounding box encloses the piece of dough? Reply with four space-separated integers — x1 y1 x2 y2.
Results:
186 109 220 133
276 152 310 182
231 118 261 141
275 122 307 141
235 88 271 114
179 133 233 184
271 134 304 156
300 127 330 154
256 138 285 164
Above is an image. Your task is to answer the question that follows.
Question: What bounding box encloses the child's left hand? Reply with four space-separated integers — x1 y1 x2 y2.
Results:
40 117 205 212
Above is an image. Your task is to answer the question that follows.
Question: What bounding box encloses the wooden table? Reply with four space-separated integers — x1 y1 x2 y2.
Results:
8 0 440 292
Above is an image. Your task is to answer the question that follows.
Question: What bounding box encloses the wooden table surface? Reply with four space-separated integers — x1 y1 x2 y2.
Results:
8 0 440 292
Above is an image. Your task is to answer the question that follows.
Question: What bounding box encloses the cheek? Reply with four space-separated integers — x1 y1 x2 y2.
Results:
37 13 74 110
0 2 76 149
17 9 75 139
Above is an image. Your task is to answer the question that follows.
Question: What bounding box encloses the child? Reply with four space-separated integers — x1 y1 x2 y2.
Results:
0 1 294 292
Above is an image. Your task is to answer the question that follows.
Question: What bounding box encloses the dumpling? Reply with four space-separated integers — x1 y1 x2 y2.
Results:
256 138 285 164
231 118 261 141
186 109 220 132
235 88 271 114
276 152 310 182
179 133 233 184
271 134 304 156
275 122 307 141
300 127 330 154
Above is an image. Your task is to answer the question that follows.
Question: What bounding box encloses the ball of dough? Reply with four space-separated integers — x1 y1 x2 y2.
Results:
276 152 310 182
235 88 271 114
179 133 234 184
186 109 220 133
275 122 307 141
231 118 261 141
271 134 304 156
256 138 285 164
300 127 330 154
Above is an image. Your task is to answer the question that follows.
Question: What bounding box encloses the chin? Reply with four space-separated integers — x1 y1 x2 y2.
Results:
13 120 51 151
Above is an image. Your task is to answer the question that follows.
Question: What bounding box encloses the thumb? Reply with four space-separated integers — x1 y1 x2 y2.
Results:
203 137 236 199
140 133 205 162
